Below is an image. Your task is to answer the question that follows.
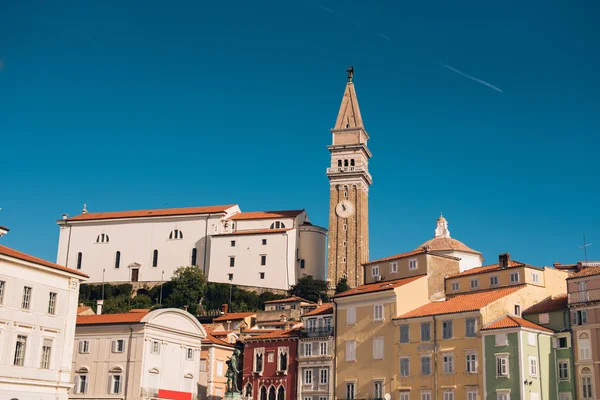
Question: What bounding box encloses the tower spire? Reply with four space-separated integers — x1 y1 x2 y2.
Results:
333 67 364 131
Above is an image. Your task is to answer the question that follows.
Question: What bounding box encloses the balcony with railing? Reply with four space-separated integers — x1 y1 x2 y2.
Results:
569 289 600 304
303 327 335 338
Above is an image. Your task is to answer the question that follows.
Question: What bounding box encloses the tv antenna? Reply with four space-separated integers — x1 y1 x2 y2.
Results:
579 233 592 263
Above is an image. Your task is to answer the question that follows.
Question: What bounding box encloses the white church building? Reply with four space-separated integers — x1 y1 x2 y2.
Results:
55 205 326 291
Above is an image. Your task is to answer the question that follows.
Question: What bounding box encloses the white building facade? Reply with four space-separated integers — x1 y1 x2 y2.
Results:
56 205 326 291
71 308 206 400
0 228 88 400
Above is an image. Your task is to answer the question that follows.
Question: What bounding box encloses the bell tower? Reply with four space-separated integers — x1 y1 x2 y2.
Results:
327 67 372 288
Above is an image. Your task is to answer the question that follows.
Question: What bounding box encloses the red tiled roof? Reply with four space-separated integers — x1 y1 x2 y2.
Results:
213 312 256 322
522 294 568 315
264 296 315 304
203 323 224 333
303 303 333 317
203 333 235 347
482 315 553 332
364 250 426 266
447 260 531 279
245 327 302 341
0 244 88 278
567 266 600 280
220 228 292 236
229 210 304 221
242 329 280 334
396 285 525 319
65 205 236 222
77 306 92 314
212 330 236 337
415 237 481 254
334 275 426 299
77 310 150 325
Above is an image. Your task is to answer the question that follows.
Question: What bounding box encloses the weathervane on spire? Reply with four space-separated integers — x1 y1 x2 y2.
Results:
347 66 354 82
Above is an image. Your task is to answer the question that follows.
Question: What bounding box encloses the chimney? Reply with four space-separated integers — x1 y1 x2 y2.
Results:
184 305 189 312
317 298 323 306
499 253 511 269
62 214 68 220
553 262 561 268
221 304 229 315
0 226 8 238
96 300 103 315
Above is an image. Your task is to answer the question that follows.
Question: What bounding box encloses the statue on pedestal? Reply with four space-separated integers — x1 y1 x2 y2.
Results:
225 349 241 395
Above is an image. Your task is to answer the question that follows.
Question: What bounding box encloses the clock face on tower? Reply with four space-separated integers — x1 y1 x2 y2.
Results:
335 200 354 218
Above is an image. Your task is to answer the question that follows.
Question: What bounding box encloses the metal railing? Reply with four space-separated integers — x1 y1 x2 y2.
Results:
569 289 600 304
326 166 367 174
304 327 334 337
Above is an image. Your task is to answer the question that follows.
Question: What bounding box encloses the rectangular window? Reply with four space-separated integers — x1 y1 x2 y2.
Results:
22 286 32 309
510 272 520 283
390 262 398 273
262 239 267 245
400 393 410 400
514 304 521 317
495 333 508 346
467 391 477 400
490 275 499 286
539 313 550 324
320 368 328 384
346 340 356 361
470 279 479 289
497 393 510 400
465 318 476 337
346 383 355 399
443 392 454 400
0 280 4 304
374 380 384 399
496 355 509 377
372 265 380 277
582 376 592 399
532 272 540 284
319 342 327 355
76 375 88 394
400 357 410 376
442 352 454 374
558 360 569 380
442 320 453 339
466 352 477 373
304 342 312 356
48 292 57 315
112 339 125 353
231 240 236 247
261 255 267 265
373 337 384 359
151 341 160 354
40 339 52 369
579 337 591 360
400 325 410 343
229 257 235 267
421 355 431 375
308 318 317 332
260 272 265 279
421 322 431 341
451 281 459 291
529 356 538 377
409 259 418 270
110 375 122 394
346 307 356 324
421 391 431 400
79 340 90 354
528 333 536 346
228 273 233 281
14 335 27 366
558 337 568 348
374 304 384 321
186 348 194 360
217 360 224 377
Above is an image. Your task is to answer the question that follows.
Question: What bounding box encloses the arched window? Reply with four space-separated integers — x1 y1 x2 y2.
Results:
245 383 253 397
268 386 276 400
277 386 285 400
338 160 342 167
270 221 286 229
169 230 183 240
77 252 83 270
115 251 121 269
579 333 591 360
350 159 355 166
96 234 109 243
260 386 267 400
152 250 158 267
191 248 197 266
344 159 349 167
278 349 288 371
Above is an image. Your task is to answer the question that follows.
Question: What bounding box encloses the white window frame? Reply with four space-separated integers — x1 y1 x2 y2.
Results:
558 359 570 381
470 279 479 289
409 259 418 271
510 271 520 283
48 292 57 315
112 339 125 353
466 352 477 373
304 342 312 356
529 356 538 377
372 265 380 277
346 382 356 399
40 339 52 369
320 368 328 384
442 352 454 374
497 392 510 400
579 335 591 360
374 380 384 399
443 391 454 400
532 272 540 284
151 341 160 355
346 340 356 361
374 304 384 321
451 281 459 291
79 340 90 354
373 336 384 360
400 356 410 376
0 280 4 304
110 374 122 394
346 307 356 324
390 261 398 273
400 393 410 400
467 391 478 400
319 341 327 356
22 286 32 309
186 347 194 361
75 374 88 394
496 355 509 377
305 369 313 384
421 391 432 400
465 318 477 337
490 275 499 286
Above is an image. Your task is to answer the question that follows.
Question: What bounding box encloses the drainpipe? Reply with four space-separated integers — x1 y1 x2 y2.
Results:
537 332 544 400
124 324 134 400
553 333 560 400
433 315 438 400
333 299 338 400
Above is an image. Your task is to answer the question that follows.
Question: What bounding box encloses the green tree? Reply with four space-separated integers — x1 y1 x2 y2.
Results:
103 294 131 314
335 277 351 294
164 266 208 315
289 276 329 303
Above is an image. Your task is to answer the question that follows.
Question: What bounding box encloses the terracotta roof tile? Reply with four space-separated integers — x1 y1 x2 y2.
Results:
203 323 224 333
0 244 88 278
213 312 256 322
203 333 235 347
396 285 525 319
415 237 481 254
219 228 292 236
334 275 426 299
364 250 426 265
522 294 568 315
77 310 150 325
77 306 92 314
482 315 554 332
303 303 333 317
568 265 600 280
447 260 532 279
65 205 236 222
229 210 304 221
245 327 302 341
264 296 315 304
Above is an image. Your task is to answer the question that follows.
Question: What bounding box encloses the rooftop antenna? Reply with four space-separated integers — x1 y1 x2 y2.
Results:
579 233 592 263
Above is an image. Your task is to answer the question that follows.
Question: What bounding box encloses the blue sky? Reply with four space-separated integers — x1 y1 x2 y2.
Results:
1 0 599 267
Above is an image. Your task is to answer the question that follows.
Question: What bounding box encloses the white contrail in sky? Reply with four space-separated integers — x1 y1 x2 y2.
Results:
377 33 392 42
440 63 503 93
319 5 341 16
